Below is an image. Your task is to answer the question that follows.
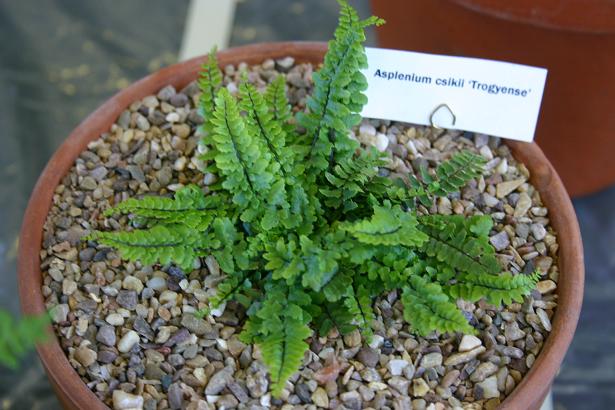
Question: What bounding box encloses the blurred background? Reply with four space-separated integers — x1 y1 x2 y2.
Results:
0 0 613 409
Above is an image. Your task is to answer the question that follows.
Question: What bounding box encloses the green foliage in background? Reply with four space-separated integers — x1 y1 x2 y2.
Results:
0 310 49 369
90 0 538 396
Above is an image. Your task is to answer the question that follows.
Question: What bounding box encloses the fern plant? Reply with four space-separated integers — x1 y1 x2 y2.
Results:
0 309 49 369
89 0 538 397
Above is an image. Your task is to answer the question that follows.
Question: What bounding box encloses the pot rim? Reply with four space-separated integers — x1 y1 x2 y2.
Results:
18 41 584 410
448 0 615 34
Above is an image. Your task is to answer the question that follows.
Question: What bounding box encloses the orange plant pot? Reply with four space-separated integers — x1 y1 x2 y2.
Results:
18 42 584 410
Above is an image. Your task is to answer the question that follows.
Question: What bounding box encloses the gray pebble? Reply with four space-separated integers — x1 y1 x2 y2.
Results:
116 290 138 310
96 325 117 347
167 382 183 409
489 231 510 251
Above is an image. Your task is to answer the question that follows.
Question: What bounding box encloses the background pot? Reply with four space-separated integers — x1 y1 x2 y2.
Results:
371 0 615 197
18 42 584 410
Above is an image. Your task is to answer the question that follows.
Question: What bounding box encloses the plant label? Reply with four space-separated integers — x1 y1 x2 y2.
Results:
361 47 547 142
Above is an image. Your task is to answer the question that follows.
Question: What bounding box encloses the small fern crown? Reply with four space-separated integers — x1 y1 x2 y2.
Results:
90 0 538 397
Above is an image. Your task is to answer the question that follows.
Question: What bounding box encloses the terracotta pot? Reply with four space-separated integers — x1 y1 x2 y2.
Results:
371 0 615 197
18 42 584 410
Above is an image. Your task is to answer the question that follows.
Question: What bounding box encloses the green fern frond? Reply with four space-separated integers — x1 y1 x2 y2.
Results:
210 88 274 222
265 74 295 139
419 214 501 275
240 81 292 175
89 224 216 270
105 185 220 229
0 310 49 369
402 275 475 336
198 47 223 131
241 284 312 397
341 203 428 247
447 270 540 306
320 149 387 212
297 0 382 172
344 283 375 337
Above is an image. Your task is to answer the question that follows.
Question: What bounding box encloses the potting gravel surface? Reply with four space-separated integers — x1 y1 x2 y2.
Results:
40 59 559 410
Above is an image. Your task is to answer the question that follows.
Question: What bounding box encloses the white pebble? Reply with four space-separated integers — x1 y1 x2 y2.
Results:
173 156 187 171
112 390 144 410
476 375 500 399
106 313 125 326
165 112 180 123
147 277 167 291
375 133 389 152
359 123 376 139
368 334 384 349
496 157 508 174
459 334 482 352
117 330 140 353
210 301 226 317
479 145 493 160
387 359 409 376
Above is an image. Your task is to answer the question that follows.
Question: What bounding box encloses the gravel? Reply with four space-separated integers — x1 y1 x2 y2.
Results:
40 58 560 409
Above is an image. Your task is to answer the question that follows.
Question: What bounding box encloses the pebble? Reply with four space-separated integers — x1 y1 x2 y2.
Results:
388 376 410 394
537 280 557 294
531 223 547 240
146 277 167 291
359 123 376 140
504 322 526 341
79 176 97 190
343 329 361 347
97 350 117 364
476 375 500 399
311 387 329 407
514 192 532 217
157 85 176 101
420 352 443 368
340 390 362 410
387 359 410 376
167 383 183 409
123 276 144 293
169 93 188 107
357 347 379 368
118 330 140 353
459 334 482 352
181 314 211 336
117 290 138 310
96 325 117 347
112 390 144 410
74 346 97 367
106 313 124 326
470 362 499 383
537 308 552 331
375 133 389 152
50 304 69 323
441 370 460 388
489 231 510 251
205 366 233 395
412 378 430 397
496 178 525 198
136 114 150 131
275 56 295 72
444 346 486 366
62 279 77 295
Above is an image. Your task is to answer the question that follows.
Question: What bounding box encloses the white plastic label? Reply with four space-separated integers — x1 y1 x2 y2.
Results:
361 47 547 142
